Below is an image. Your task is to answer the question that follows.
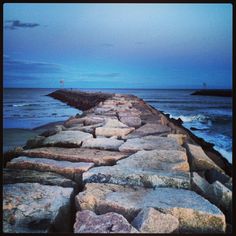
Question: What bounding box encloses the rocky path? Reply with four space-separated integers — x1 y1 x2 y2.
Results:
3 90 232 233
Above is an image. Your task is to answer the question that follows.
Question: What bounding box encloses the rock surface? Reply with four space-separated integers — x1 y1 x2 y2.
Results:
76 183 226 233
186 143 223 172
125 123 171 139
3 183 73 233
82 137 124 151
42 131 93 147
131 208 179 233
83 150 190 189
119 116 142 128
167 134 187 145
6 156 94 182
95 127 135 138
119 135 184 153
74 210 138 233
21 147 127 165
3 168 77 188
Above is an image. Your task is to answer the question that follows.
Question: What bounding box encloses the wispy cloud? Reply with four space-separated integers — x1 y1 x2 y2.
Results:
99 43 114 47
81 72 120 78
4 57 62 74
5 20 40 30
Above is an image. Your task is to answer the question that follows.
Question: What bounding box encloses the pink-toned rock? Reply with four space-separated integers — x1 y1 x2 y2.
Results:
6 156 94 182
95 127 135 138
131 208 179 233
74 210 138 233
76 183 226 233
21 147 127 165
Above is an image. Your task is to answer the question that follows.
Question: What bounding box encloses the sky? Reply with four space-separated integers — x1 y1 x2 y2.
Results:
3 3 232 89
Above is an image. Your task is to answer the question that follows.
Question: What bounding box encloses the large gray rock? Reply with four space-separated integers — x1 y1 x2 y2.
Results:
67 123 103 133
82 116 105 126
125 123 171 139
83 150 190 189
3 183 73 233
6 156 94 182
191 172 211 196
119 116 142 128
3 168 77 188
21 147 127 165
119 135 184 153
40 125 65 137
74 210 138 233
209 181 232 219
186 144 223 172
131 208 179 233
76 183 226 233
82 137 124 151
95 127 135 138
191 173 232 222
42 131 93 147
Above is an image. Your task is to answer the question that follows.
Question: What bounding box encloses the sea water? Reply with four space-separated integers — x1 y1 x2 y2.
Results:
3 88 232 163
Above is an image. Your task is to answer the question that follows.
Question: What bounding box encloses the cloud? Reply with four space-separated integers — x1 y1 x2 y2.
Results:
4 57 62 74
81 72 120 78
5 20 40 30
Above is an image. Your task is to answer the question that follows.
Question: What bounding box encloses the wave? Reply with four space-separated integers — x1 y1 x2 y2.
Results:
12 103 37 107
171 114 210 123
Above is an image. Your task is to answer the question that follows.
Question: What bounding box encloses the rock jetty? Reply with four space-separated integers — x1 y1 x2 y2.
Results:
3 89 232 233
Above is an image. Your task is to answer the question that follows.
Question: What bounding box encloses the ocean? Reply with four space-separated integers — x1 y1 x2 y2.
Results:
3 88 232 163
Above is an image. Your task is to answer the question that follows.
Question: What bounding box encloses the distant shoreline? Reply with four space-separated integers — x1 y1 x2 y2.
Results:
191 89 232 97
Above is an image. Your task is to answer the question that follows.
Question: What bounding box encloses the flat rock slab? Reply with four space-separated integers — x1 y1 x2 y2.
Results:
21 147 127 165
83 150 190 189
6 156 94 182
3 168 77 188
119 135 184 153
76 183 226 233
95 127 135 138
74 210 138 233
82 137 124 151
186 144 223 172
102 118 128 128
125 123 171 139
42 131 93 147
67 123 103 133
118 116 142 128
131 207 179 233
3 183 73 233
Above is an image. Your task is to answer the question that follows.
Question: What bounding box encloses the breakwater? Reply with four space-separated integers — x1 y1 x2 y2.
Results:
3 89 232 233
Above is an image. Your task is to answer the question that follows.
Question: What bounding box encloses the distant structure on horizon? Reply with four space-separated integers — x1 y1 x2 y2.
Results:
202 82 207 89
59 80 64 88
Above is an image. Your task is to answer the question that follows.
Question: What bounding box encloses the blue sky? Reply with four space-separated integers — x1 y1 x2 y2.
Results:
3 3 232 88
